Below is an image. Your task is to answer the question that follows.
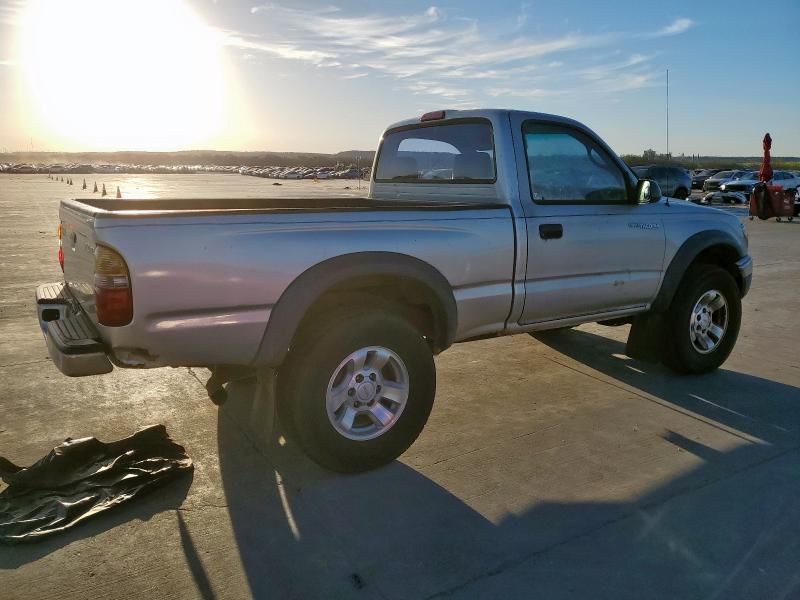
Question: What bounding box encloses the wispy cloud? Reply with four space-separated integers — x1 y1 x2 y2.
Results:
223 30 337 65
229 4 687 102
646 17 694 38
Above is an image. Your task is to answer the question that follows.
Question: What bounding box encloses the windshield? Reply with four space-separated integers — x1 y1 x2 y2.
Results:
714 171 733 179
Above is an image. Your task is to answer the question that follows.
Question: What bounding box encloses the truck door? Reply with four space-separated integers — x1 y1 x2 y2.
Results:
510 116 666 324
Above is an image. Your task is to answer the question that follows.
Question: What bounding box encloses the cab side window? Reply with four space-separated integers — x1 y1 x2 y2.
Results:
523 122 627 204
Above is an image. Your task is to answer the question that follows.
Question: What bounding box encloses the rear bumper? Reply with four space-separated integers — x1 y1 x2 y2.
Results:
736 255 753 298
36 282 113 377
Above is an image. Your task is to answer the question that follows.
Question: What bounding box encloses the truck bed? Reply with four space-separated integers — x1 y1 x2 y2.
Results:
63 197 502 217
57 195 516 369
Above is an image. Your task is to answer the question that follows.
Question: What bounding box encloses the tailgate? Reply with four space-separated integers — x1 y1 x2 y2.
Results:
60 203 99 321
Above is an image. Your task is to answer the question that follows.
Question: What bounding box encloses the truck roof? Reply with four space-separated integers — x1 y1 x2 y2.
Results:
383 108 588 134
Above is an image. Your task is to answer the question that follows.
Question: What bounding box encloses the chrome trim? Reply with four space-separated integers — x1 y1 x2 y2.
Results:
736 255 753 297
44 333 113 377
736 255 753 278
36 287 114 377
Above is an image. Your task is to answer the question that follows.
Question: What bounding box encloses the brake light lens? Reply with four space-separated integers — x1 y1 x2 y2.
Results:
94 245 132 326
57 223 63 271
421 110 445 122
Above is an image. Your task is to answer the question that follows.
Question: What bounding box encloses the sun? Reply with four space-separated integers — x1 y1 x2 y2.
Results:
19 0 225 151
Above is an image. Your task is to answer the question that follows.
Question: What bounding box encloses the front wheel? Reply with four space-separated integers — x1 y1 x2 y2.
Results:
674 187 689 200
279 309 435 472
662 265 741 374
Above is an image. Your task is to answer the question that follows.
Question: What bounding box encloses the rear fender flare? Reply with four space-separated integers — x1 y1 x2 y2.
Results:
252 252 457 367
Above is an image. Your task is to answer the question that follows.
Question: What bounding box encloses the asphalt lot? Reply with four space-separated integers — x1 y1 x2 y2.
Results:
1 174 799 599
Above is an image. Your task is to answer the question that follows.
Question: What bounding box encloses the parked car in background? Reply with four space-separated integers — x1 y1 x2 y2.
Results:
771 171 800 191
691 168 721 189
721 170 800 196
702 170 750 192
631 165 691 199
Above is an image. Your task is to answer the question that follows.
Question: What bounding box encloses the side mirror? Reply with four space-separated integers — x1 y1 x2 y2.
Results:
636 179 662 204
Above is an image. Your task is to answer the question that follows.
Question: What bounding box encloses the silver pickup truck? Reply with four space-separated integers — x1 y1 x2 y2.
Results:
36 109 752 472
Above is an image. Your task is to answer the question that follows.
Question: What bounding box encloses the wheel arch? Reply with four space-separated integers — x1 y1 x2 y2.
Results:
252 252 458 368
674 186 689 199
652 230 746 312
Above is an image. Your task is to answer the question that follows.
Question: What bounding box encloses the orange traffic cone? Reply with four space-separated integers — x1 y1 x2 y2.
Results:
101 183 107 197
93 181 98 193
82 178 87 190
116 186 122 199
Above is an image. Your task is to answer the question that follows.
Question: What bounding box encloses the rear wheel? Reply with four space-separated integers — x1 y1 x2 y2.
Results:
279 309 435 472
662 265 741 374
674 187 689 200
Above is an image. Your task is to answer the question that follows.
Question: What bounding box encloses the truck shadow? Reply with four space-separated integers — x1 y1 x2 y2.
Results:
531 328 800 439
216 343 800 599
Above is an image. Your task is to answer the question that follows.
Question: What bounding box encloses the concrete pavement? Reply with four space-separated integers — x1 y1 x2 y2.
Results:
1 174 798 599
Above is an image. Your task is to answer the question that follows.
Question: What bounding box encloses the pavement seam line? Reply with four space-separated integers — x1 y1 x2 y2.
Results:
0 359 51 368
424 444 800 599
538 350 767 445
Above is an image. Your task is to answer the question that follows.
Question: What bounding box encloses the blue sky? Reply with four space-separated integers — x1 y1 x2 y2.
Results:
1 0 798 155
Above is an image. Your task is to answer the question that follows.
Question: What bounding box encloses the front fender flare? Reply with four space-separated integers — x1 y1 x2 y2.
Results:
651 229 746 313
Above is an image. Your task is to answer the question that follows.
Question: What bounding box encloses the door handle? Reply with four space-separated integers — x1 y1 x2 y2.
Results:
539 223 563 240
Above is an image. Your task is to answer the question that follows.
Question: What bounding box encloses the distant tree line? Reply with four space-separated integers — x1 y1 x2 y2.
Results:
620 154 800 171
0 150 377 168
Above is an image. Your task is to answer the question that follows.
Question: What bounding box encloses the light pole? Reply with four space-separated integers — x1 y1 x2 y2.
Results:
666 69 670 158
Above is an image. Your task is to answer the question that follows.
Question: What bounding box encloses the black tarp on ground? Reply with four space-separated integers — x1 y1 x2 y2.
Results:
0 424 192 544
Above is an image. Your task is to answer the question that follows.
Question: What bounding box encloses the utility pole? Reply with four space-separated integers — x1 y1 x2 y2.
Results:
666 69 669 159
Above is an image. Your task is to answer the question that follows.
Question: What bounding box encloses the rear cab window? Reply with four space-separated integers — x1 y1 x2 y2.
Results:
375 120 496 184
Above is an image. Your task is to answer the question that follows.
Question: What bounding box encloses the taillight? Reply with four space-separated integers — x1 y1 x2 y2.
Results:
94 245 132 326
57 223 64 271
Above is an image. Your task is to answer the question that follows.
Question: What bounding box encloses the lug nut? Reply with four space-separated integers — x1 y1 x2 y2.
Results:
356 374 364 383
376 385 381 392
369 373 376 381
348 388 355 396
354 401 361 408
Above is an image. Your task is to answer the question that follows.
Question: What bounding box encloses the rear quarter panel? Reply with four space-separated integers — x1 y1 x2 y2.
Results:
93 208 515 367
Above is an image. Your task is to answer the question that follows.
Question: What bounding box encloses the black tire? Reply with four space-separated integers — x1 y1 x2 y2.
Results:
674 187 689 200
279 309 435 472
662 264 741 374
